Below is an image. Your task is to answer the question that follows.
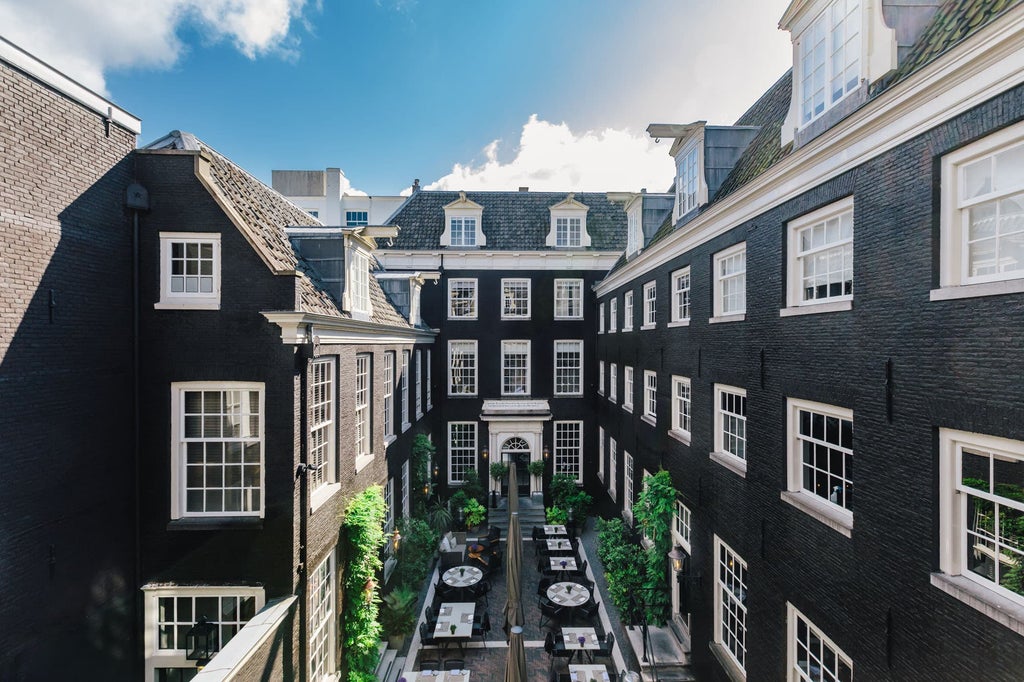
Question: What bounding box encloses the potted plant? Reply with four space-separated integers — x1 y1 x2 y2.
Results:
545 505 568 525
380 584 418 650
463 498 487 531
490 462 509 495
527 459 546 497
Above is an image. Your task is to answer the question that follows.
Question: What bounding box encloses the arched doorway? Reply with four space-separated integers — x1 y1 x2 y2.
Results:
501 437 531 497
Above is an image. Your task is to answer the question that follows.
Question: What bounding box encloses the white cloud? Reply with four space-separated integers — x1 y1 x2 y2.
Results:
417 115 675 195
0 0 308 93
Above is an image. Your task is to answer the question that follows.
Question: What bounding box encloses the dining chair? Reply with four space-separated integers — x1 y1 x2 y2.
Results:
418 657 440 670
443 659 465 671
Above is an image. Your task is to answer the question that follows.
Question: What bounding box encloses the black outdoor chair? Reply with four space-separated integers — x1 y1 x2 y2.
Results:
470 580 491 607
549 630 574 664
568 559 588 579
443 659 465 671
578 599 600 624
594 631 614 663
472 611 491 641
419 622 438 646
418 657 440 670
537 576 554 599
539 596 565 629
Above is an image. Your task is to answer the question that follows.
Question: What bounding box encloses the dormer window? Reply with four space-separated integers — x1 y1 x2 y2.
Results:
441 192 485 248
626 205 641 257
349 249 370 314
676 145 700 217
547 194 592 248
799 0 861 125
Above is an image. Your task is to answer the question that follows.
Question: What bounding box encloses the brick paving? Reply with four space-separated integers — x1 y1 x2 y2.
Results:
403 523 632 681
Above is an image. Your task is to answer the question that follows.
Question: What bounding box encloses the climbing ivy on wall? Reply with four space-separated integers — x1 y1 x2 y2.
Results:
633 469 677 626
340 486 386 682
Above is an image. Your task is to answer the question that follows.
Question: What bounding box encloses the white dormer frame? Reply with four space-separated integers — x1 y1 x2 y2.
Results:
625 194 643 258
441 192 485 247
670 125 708 222
780 0 897 145
546 193 592 248
344 237 374 321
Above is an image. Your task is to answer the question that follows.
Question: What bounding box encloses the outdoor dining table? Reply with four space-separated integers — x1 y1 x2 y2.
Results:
546 538 575 554
547 581 590 607
543 524 568 536
402 670 471 681
567 664 610 682
433 602 475 651
550 556 579 572
442 565 483 588
560 626 600 663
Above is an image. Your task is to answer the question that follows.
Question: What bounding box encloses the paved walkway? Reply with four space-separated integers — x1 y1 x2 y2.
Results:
401 522 637 681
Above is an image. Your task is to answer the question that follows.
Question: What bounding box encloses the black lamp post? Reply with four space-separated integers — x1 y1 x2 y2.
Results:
185 615 218 669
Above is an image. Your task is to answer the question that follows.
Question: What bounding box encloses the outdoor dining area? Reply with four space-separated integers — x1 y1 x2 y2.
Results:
401 461 635 682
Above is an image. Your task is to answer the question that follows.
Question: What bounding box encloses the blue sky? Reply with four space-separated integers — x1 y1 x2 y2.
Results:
1 0 793 195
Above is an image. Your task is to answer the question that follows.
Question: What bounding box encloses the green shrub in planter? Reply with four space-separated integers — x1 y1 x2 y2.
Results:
380 583 419 644
545 505 568 525
489 462 509 483
463 498 487 528
527 460 546 478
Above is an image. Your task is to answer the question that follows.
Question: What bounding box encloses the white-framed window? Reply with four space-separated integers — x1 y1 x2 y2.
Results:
627 207 642 256
788 604 853 682
309 359 335 494
171 382 264 519
448 340 477 396
598 427 605 482
501 340 531 395
501 278 531 319
384 477 395 540
671 267 691 324
799 0 861 127
608 438 618 501
448 422 477 484
712 384 747 476
623 291 634 331
676 145 700 217
556 216 583 247
401 460 411 518
623 366 634 411
554 340 583 396
609 297 618 333
938 122 1024 295
714 536 748 676
554 421 583 483
157 233 220 310
670 376 692 445
307 209 319 219
937 429 1024 615
383 352 395 439
425 349 432 411
415 349 423 418
598 302 605 334
672 500 692 553
554 279 584 319
643 371 657 424
598 361 605 396
309 552 336 681
345 210 369 227
349 249 371 315
786 198 854 311
784 399 854 535
450 216 477 247
643 281 657 328
143 585 264 682
609 363 618 404
623 451 635 522
355 354 372 467
713 243 746 320
400 350 410 430
448 278 478 319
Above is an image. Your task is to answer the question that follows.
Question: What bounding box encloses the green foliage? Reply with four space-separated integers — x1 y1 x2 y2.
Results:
448 490 468 514
427 499 452 536
546 505 568 525
340 486 386 679
410 434 436 513
596 518 645 623
634 470 677 625
490 462 509 482
527 459 547 478
549 473 594 518
463 498 487 528
461 468 485 504
380 583 419 637
392 517 439 587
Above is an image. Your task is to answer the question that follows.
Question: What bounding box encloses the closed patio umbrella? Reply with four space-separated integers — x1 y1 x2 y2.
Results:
503 510 523 634
504 625 526 682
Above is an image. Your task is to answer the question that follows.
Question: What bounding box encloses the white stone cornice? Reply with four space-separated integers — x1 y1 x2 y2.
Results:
261 311 436 345
377 250 622 271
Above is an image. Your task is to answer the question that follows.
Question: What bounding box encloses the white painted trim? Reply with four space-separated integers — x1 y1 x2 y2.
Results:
713 242 746 318
710 450 748 478
597 4 1024 295
779 299 852 317
448 278 479 320
709 314 746 325
158 233 221 310
192 596 297 682
930 279 1024 301
667 320 691 328
554 278 585 320
668 429 691 446
378 250 622 270
785 603 855 682
780 490 853 537
448 339 479 397
785 196 854 308
500 277 532 319
552 339 584 397
930 573 1024 637
261 311 434 345
0 36 141 133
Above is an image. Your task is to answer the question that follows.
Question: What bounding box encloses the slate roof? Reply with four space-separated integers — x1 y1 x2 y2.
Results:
383 191 627 251
142 131 412 329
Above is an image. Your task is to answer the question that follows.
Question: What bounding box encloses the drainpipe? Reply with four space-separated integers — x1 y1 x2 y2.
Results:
294 324 315 682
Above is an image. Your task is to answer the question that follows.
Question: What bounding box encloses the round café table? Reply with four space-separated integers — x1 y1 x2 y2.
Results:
547 581 590 607
442 565 484 589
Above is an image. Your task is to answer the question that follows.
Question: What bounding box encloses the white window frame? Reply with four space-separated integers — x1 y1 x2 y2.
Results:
554 421 584 484
450 216 478 247
670 267 691 326
425 349 433 411
402 459 411 519
598 302 605 334
555 216 583 247
670 375 692 445
935 429 1024 632
448 340 478 397
501 340 531 396
783 398 854 536
609 363 618 404
309 552 336 682
623 291 634 331
713 536 748 678
415 349 423 419
798 0 862 128
354 354 372 471
157 233 221 310
712 384 747 477
622 366 634 412
383 352 395 441
935 121 1024 300
787 604 853 682
712 242 746 323
448 278 478 319
400 350 410 431
598 360 605 396
643 370 657 426
554 279 584 319
448 422 477 485
598 427 605 483
143 585 265 682
609 297 618 333
345 210 369 227
170 382 264 519
623 451 635 524
608 438 618 501
675 144 701 218
642 281 657 329
501 278 532 319
348 249 371 316
627 206 642 256
309 359 337 508
554 340 583 396
783 197 854 315
384 476 395 539
672 500 692 553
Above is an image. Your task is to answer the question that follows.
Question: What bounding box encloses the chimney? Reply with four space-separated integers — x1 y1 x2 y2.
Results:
412 179 420 194
640 188 647 194
519 186 529 192
325 168 342 225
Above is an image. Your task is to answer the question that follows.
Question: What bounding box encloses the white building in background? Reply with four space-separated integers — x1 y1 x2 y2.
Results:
272 167 406 226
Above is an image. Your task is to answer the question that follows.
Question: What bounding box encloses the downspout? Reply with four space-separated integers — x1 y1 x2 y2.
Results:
295 323 315 682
